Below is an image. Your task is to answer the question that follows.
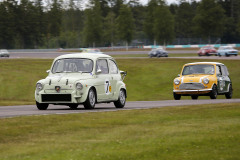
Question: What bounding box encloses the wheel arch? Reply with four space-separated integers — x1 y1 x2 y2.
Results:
121 88 127 98
89 86 97 102
226 83 232 93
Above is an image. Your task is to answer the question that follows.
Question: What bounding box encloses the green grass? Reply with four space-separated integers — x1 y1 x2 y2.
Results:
0 103 240 160
0 58 240 105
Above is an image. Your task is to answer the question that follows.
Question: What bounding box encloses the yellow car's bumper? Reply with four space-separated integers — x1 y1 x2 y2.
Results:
173 89 212 95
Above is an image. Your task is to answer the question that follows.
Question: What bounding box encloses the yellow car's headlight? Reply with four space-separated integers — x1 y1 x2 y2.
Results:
203 78 209 84
174 79 180 85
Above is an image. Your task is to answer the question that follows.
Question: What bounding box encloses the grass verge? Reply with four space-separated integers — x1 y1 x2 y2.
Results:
0 103 240 160
0 58 239 105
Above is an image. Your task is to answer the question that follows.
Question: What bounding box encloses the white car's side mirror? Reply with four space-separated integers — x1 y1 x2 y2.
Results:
97 69 102 73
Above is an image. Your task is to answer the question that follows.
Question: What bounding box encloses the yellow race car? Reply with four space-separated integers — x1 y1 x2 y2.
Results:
173 62 232 100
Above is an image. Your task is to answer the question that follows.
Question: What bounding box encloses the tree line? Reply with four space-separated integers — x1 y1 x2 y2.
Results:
0 0 240 49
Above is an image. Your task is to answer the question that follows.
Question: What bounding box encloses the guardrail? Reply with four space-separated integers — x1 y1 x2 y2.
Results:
144 44 240 49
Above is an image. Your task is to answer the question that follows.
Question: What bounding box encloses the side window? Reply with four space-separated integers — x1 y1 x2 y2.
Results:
109 60 118 74
96 59 109 74
221 65 229 76
216 65 222 76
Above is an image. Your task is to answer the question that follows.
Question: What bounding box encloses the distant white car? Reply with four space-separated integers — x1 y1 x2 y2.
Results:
0 49 9 57
217 46 238 57
81 48 103 54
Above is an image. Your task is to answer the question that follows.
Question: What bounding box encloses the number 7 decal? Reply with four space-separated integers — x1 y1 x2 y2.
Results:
106 80 109 93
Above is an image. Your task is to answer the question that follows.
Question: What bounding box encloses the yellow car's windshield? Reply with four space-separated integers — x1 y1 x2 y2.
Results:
182 64 215 75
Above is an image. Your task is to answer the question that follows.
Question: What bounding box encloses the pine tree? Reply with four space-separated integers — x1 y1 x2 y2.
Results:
83 0 103 47
103 11 117 48
117 4 134 50
153 1 175 45
193 0 225 43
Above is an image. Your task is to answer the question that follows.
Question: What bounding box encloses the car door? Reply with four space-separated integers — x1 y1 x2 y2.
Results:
95 59 112 101
108 59 120 100
216 65 226 93
221 65 231 93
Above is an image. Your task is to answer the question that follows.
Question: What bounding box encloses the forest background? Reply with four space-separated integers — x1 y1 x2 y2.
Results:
0 0 240 49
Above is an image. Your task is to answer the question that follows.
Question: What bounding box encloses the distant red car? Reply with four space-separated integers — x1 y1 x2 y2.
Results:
198 45 217 56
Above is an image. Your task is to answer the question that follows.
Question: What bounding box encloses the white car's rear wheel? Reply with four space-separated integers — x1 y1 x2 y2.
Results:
114 89 126 108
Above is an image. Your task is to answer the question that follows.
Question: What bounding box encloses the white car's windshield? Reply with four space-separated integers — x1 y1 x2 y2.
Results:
182 65 215 75
52 58 93 73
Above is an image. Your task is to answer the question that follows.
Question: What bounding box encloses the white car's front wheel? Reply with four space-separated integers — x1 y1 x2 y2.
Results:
84 88 96 109
36 101 49 110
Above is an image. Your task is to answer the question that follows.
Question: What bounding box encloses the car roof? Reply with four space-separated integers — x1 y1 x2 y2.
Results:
185 62 224 66
54 53 112 61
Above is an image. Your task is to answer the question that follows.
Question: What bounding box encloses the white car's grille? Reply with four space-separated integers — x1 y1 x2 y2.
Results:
179 83 205 90
42 94 71 102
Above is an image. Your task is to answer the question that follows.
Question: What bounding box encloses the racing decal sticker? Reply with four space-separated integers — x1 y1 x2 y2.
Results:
105 79 111 94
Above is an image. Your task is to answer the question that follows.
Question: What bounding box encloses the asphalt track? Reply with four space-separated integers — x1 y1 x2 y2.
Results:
1 99 240 118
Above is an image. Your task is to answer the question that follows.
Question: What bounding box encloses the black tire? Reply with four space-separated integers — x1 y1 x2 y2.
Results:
206 52 210 56
68 104 78 109
114 89 126 108
210 85 218 99
225 84 233 99
191 95 198 100
83 88 96 109
36 101 49 110
218 53 221 57
173 92 181 100
225 53 229 57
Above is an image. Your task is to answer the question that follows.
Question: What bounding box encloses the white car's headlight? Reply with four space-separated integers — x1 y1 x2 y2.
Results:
174 79 180 85
76 83 83 90
203 78 209 84
36 83 43 91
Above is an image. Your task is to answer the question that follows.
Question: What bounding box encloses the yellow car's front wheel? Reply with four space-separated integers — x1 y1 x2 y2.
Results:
173 92 181 100
210 85 218 99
